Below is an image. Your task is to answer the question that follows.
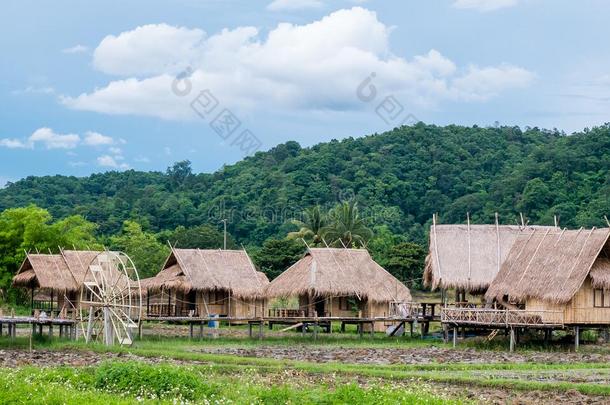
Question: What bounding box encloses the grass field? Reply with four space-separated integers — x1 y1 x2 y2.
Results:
2 327 610 404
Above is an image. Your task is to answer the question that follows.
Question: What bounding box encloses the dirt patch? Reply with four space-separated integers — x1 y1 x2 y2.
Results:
194 345 610 365
0 349 151 368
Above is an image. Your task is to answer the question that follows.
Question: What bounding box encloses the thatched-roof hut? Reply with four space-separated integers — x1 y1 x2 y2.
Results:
12 250 100 315
484 227 610 325
265 248 412 330
424 223 555 295
144 248 268 318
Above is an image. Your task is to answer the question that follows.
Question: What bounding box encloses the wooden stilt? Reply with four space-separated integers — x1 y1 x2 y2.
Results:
189 323 194 339
259 320 263 340
574 326 580 351
199 322 204 339
410 322 414 337
509 328 515 352
452 327 457 348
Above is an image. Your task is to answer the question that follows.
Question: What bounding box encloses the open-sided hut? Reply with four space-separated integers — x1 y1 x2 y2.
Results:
11 250 99 316
265 248 413 331
144 248 268 319
485 227 610 326
424 222 554 300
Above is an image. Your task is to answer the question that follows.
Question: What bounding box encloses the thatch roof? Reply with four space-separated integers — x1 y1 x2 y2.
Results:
265 248 412 303
424 224 556 293
590 258 610 290
12 250 102 292
485 228 610 304
144 249 268 299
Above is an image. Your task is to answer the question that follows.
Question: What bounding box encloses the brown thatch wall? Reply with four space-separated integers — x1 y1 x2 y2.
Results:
586 258 610 290
424 224 555 293
265 248 412 303
145 249 268 299
485 228 610 305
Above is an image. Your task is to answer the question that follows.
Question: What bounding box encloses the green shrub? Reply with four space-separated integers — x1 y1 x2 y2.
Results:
94 361 215 401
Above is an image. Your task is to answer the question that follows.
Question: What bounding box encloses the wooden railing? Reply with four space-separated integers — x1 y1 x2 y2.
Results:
268 308 306 318
441 308 564 327
146 304 198 318
389 302 421 318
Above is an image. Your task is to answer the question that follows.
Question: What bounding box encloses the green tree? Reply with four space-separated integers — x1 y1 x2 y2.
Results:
287 205 326 246
0 205 99 300
109 221 169 279
323 201 373 248
385 242 426 289
158 224 235 249
252 238 305 280
367 225 406 268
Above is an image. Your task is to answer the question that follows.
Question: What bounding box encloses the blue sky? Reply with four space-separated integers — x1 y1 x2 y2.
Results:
1 0 610 185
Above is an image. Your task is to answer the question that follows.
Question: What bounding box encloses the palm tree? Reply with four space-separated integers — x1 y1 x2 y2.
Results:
322 201 373 248
287 205 326 246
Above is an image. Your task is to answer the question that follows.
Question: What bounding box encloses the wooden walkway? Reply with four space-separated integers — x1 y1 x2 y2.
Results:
0 316 78 340
140 314 439 339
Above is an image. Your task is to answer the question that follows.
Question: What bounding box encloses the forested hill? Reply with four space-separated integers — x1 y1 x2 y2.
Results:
1 123 609 246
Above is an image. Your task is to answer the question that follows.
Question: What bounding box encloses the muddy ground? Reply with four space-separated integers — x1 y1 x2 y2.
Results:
1 348 609 404
195 344 610 365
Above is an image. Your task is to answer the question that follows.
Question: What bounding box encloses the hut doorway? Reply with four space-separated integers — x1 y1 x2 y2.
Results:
187 290 197 316
315 298 325 317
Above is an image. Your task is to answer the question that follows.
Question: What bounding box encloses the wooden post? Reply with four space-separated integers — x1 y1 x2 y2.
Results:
248 322 253 338
49 324 53 338
452 327 457 347
370 321 374 337
574 326 580 351
410 322 414 337
509 328 515 352
189 323 194 339
259 320 263 340
199 322 204 339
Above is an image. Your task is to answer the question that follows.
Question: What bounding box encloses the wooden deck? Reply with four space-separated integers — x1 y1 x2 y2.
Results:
441 307 564 328
0 316 78 340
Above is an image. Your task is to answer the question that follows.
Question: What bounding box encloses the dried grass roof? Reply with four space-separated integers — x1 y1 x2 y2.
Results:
145 249 268 299
590 258 610 290
485 228 610 304
265 248 412 303
424 224 555 293
12 250 101 292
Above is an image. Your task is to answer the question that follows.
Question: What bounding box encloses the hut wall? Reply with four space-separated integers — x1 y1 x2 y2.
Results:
228 297 266 319
329 296 360 318
525 298 566 324
568 277 610 325
525 277 610 325
197 290 228 316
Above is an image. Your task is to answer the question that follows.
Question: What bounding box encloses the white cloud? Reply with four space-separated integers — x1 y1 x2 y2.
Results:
267 0 324 11
0 128 125 151
28 128 80 149
12 86 55 95
0 138 30 148
97 155 129 170
108 146 123 155
62 44 89 54
451 64 534 101
453 0 519 12
62 7 534 119
93 23 205 76
83 131 114 146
